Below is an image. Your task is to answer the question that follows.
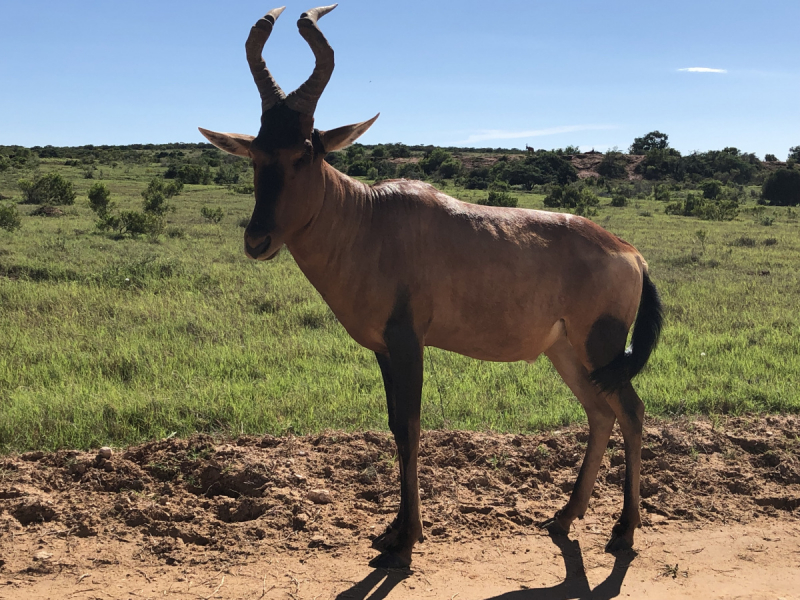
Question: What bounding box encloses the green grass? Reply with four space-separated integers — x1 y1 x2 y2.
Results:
1 158 799 451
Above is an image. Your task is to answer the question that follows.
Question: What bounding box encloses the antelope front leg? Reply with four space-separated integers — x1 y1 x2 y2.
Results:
371 352 405 550
369 301 424 568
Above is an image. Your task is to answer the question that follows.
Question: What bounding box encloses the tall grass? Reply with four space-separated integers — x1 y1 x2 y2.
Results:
1 158 798 451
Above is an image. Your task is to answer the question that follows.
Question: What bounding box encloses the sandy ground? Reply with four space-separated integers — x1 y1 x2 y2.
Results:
2 416 799 599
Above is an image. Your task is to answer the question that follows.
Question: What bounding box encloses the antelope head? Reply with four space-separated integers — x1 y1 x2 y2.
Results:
199 5 378 260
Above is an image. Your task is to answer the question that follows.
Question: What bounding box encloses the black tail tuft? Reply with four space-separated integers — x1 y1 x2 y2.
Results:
590 271 664 392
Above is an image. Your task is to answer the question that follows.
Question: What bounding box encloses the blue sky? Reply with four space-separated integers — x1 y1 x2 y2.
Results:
1 1 798 157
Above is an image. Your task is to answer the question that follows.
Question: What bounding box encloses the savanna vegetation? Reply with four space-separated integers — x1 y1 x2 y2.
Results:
1 135 799 452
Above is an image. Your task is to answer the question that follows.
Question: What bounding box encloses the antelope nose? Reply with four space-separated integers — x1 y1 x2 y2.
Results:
245 234 271 259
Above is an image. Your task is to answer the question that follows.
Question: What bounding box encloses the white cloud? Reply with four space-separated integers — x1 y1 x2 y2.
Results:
461 124 616 144
678 67 727 73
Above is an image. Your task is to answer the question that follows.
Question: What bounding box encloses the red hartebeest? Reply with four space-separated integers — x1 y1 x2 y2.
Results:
199 5 664 568
526 144 535 154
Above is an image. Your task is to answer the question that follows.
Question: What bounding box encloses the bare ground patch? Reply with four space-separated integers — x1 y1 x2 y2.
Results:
1 416 799 598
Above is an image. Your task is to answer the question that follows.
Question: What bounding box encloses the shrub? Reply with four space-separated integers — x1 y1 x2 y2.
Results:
233 183 255 195
374 160 397 179
366 167 379 180
653 184 671 202
491 152 577 189
610 194 628 207
120 211 162 236
18 173 76 205
437 157 462 179
789 146 800 161
465 167 490 190
764 154 778 162
200 206 224 224
477 190 517 208
597 151 627 179
142 177 183 215
665 192 738 220
177 164 212 185
762 168 800 206
0 155 10 172
0 203 21 232
87 182 112 217
699 179 723 200
214 164 240 185
397 162 424 180
346 160 371 177
544 185 599 215
419 148 451 175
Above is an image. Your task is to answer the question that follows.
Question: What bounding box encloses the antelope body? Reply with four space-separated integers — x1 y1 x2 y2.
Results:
200 5 664 568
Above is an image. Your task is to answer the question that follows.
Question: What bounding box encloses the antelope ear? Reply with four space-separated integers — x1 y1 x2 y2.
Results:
198 127 254 157
318 114 380 153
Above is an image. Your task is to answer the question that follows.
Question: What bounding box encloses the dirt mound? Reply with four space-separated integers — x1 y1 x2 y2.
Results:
1 416 798 575
28 205 65 217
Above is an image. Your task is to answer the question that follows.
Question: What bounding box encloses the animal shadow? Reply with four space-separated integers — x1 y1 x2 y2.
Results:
334 567 410 600
487 532 636 600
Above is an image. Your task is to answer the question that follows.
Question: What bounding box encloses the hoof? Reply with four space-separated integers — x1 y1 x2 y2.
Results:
604 532 633 553
371 526 400 551
537 516 569 536
369 551 411 569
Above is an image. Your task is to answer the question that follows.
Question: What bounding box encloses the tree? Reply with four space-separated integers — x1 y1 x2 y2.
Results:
629 131 669 155
762 168 800 206
142 177 182 215
699 179 723 200
789 146 800 162
0 203 21 232
87 182 113 217
18 173 76 205
764 154 778 162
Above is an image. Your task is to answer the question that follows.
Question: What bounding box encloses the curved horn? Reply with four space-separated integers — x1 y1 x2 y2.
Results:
246 6 287 112
285 4 338 115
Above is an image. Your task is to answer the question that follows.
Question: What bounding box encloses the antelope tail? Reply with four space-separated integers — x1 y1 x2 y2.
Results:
590 271 664 392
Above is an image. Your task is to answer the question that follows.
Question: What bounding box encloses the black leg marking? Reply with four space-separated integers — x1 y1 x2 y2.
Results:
585 315 628 371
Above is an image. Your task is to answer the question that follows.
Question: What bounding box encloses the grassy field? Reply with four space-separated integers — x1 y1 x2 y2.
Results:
1 154 799 452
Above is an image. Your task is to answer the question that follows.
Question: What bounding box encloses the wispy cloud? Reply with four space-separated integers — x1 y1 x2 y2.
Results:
461 124 616 144
678 67 727 73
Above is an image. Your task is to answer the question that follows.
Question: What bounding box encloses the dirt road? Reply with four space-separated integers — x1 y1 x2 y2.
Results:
2 416 799 599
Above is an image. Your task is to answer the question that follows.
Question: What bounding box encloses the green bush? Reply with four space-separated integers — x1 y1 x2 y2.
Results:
653 183 671 202
0 203 22 231
789 146 800 161
437 157 462 179
87 182 113 217
597 151 627 179
177 164 212 185
18 173 76 205
119 211 163 236
0 155 10 172
142 177 183 215
544 184 599 215
477 190 517 208
233 183 254 195
765 154 778 162
419 148 452 175
491 152 577 189
665 192 739 220
397 162 424 180
214 164 240 185
699 179 723 200
200 206 224 224
346 160 371 177
762 168 800 206
610 194 628 207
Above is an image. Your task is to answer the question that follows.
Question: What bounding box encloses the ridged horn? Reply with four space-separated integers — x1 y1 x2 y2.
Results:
246 7 287 112
285 4 338 116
